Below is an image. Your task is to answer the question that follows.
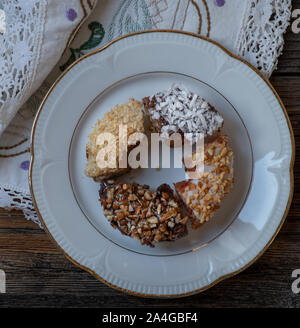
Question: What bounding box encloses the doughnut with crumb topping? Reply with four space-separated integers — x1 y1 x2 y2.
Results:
174 135 234 229
85 98 144 181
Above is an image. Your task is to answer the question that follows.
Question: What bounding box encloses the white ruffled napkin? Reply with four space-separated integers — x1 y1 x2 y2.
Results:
0 0 292 226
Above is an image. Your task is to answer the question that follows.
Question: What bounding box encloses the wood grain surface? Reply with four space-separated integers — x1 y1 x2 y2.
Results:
1 8 300 308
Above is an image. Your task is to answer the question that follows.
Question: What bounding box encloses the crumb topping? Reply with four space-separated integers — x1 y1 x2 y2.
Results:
175 135 234 229
85 98 144 181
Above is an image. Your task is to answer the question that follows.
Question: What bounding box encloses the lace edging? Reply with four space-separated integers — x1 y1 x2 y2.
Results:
0 0 47 134
0 184 43 228
235 0 292 78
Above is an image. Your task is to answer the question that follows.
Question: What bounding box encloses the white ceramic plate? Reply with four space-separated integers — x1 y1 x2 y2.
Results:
30 31 294 297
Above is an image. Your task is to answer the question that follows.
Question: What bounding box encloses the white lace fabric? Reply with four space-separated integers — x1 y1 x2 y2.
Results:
236 0 292 77
0 103 41 226
0 0 47 133
0 0 97 225
0 184 41 226
0 0 292 226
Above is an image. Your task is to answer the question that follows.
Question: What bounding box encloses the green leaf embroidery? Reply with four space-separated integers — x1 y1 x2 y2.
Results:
60 22 105 72
79 22 105 51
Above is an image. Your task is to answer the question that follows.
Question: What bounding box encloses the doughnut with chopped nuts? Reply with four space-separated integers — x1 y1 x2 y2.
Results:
143 85 224 144
174 135 234 229
99 181 188 247
85 98 145 181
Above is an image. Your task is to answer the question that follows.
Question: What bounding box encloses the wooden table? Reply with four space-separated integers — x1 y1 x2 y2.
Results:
1 22 300 309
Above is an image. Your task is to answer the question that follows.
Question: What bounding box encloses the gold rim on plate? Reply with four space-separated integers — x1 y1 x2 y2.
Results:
29 30 295 298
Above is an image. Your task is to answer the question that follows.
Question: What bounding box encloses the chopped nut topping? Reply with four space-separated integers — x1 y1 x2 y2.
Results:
99 182 188 247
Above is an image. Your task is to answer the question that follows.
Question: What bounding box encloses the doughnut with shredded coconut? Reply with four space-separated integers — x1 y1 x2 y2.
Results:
143 84 224 143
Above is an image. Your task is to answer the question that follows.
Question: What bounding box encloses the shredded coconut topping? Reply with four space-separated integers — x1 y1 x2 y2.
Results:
148 85 224 142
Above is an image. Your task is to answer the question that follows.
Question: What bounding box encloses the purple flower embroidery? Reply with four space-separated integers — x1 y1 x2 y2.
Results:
20 160 30 171
214 0 225 7
66 8 78 21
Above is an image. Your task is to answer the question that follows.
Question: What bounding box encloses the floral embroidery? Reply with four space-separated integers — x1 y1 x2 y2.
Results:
214 0 225 7
146 0 168 27
60 22 105 71
188 0 211 37
20 160 30 170
107 0 151 42
66 8 78 21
